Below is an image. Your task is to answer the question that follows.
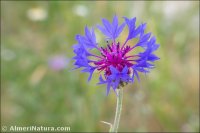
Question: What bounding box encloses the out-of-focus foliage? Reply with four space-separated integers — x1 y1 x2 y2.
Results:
1 1 199 132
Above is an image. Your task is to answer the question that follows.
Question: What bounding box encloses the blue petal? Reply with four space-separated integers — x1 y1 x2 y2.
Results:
108 74 116 81
113 78 120 90
129 23 146 39
112 15 118 28
84 26 97 49
122 65 128 74
116 22 126 38
124 17 147 42
110 66 119 74
76 27 97 50
133 69 140 82
97 25 111 39
98 75 107 84
121 74 130 82
148 54 160 61
81 66 96 81
97 15 125 40
102 18 113 34
74 58 89 67
123 17 136 30
136 32 151 47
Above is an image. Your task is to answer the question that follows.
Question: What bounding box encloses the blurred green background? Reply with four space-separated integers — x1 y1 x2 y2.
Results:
1 1 199 132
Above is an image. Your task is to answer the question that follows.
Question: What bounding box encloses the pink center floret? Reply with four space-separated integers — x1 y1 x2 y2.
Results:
94 42 137 76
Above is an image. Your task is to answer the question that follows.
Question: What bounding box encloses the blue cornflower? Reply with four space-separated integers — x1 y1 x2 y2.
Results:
72 15 160 95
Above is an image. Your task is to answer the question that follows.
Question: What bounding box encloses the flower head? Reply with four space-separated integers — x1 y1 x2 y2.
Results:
49 55 69 71
72 15 160 95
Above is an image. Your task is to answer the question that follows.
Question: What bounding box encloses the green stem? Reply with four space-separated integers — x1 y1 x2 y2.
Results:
110 88 123 132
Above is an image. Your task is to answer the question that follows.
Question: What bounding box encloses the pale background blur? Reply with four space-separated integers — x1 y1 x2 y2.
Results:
1 1 199 132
